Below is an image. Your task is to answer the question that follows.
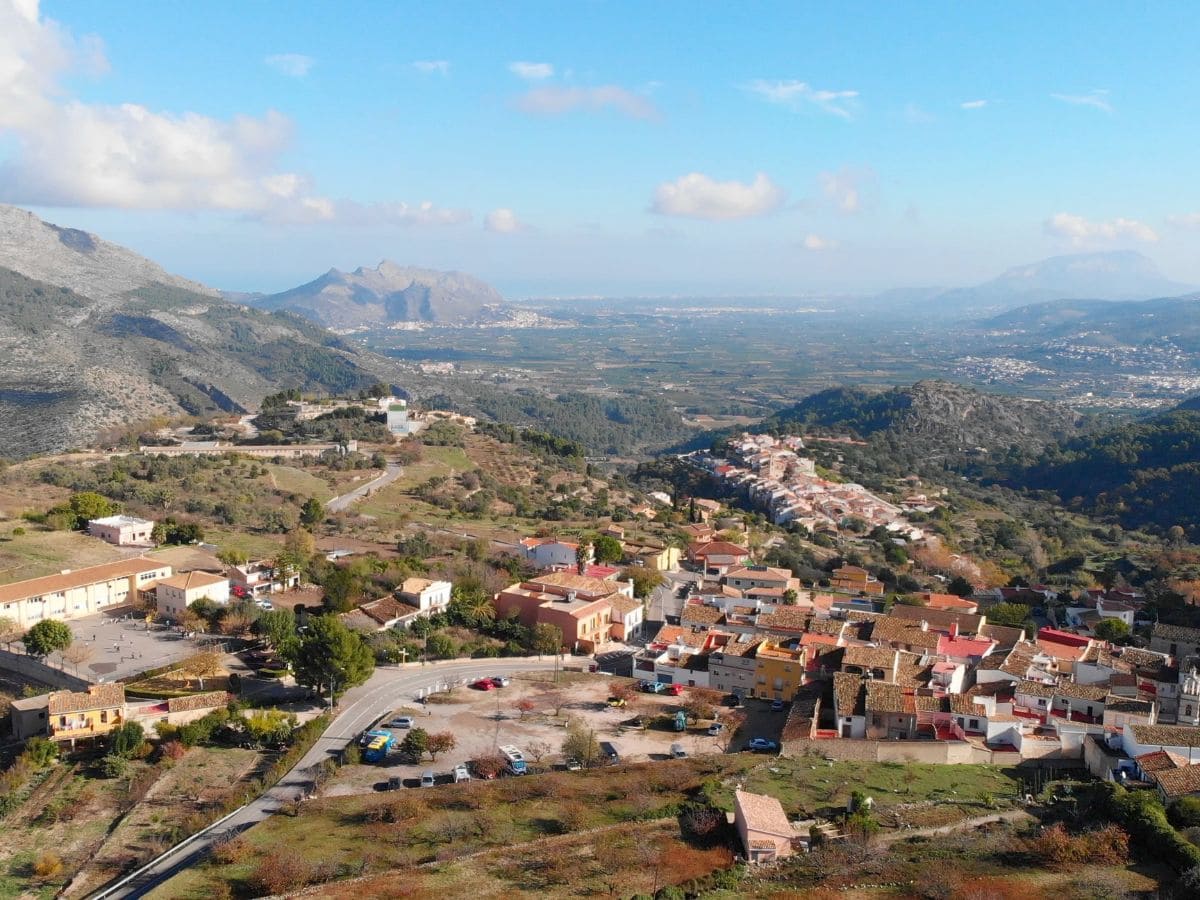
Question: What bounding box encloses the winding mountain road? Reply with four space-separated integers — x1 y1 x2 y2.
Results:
326 462 402 512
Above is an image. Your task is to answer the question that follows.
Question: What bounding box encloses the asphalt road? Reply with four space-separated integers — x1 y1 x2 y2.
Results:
646 569 700 630
326 462 402 513
90 657 554 900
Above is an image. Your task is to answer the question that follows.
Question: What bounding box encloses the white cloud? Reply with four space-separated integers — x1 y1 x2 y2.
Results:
508 61 553 80
264 53 313 77
745 79 858 119
1044 212 1158 244
1051 90 1112 113
651 172 784 221
819 167 874 214
484 207 525 233
961 99 988 110
802 234 836 251
412 60 449 75
0 2 465 225
515 85 659 120
1167 212 1200 230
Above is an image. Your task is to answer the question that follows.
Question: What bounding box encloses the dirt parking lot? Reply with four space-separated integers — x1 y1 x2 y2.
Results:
321 672 787 795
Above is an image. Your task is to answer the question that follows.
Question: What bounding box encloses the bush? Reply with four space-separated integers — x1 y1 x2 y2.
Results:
245 848 313 896
99 755 129 778
1103 783 1200 872
1171 796 1200 829
31 850 62 879
24 737 58 768
161 740 187 761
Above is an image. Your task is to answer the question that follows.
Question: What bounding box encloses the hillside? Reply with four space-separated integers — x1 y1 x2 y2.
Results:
0 208 392 457
866 251 1193 319
248 261 504 328
996 409 1200 540
985 294 1200 352
763 380 1086 457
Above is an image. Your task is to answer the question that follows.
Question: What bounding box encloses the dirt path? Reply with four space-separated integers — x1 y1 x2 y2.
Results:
876 807 1034 846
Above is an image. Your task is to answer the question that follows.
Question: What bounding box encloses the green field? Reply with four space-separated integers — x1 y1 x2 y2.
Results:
265 464 334 502
0 528 125 585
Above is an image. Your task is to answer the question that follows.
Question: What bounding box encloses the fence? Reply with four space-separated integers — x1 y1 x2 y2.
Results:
0 647 90 690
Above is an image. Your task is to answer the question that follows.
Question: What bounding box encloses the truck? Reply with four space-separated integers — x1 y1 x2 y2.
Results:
499 744 527 775
363 731 395 763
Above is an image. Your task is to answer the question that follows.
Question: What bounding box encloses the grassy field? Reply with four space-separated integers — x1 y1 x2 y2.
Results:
201 528 284 561
0 528 125 585
151 755 1026 899
265 464 334 502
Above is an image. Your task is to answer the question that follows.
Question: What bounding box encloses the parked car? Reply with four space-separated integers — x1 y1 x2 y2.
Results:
747 738 778 753
564 757 583 771
490 675 511 688
453 764 471 783
706 722 725 736
606 696 627 708
771 699 786 712
420 770 436 788
389 716 414 729
471 678 496 691
667 683 685 696
722 694 742 707
599 741 621 764
670 742 688 759
387 775 403 790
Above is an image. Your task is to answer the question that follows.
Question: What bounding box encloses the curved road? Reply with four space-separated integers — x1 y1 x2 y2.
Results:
91 657 555 900
326 462 402 513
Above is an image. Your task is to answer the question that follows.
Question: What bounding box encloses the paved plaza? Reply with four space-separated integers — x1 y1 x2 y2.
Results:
61 609 226 682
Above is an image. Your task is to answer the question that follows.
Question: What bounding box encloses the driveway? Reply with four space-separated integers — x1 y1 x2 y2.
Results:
91 657 553 899
326 463 402 513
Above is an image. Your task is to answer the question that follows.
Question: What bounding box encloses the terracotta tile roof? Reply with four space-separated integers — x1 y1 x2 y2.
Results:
832 672 865 717
868 616 941 650
1117 647 1168 669
528 572 622 596
735 789 794 837
687 540 750 559
681 603 725 626
1016 680 1056 699
807 618 845 637
980 623 1027 648
921 593 979 611
359 596 420 625
1152 623 1200 644
715 636 761 658
842 646 897 673
1104 696 1153 715
726 565 792 582
845 610 884 624
950 694 983 715
399 577 435 594
1153 765 1200 799
895 652 932 688
167 691 230 713
996 646 1038 678
650 624 711 649
890 604 984 635
48 684 125 715
1129 724 1200 749
156 571 227 592
610 595 642 617
1136 750 1188 773
914 694 949 713
757 607 811 633
0 556 168 604
1053 681 1108 702
865 680 906 714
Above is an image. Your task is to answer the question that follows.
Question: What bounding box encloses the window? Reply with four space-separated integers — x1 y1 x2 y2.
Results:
969 718 979 729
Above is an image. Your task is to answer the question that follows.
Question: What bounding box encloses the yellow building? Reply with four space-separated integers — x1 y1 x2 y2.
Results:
829 565 885 597
628 543 682 572
47 684 126 742
753 640 807 701
0 557 172 628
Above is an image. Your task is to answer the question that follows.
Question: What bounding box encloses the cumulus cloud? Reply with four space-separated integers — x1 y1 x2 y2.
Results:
1051 90 1112 113
508 61 553 80
745 79 858 119
264 53 313 77
961 99 988 110
819 167 874 214
802 234 836 251
484 207 525 233
0 1 464 225
515 85 659 120
411 59 450 75
1044 212 1158 244
651 172 784 221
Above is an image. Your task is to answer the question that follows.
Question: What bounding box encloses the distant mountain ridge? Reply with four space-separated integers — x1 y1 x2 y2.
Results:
0 206 389 457
764 380 1087 457
984 294 1200 351
869 251 1193 319
247 261 504 328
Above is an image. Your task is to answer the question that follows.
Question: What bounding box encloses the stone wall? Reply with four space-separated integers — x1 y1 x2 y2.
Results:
0 648 91 690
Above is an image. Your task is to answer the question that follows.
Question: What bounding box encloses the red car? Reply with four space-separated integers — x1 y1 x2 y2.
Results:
471 678 495 691
667 684 685 696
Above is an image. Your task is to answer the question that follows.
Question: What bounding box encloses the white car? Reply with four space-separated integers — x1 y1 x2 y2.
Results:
453 764 471 783
389 716 414 729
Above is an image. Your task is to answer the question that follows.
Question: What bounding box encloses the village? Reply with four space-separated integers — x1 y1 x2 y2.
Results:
1 413 1199 895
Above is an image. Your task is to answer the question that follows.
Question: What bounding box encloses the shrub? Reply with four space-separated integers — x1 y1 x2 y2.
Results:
1171 797 1200 829
31 851 63 879
24 737 58 768
245 849 313 896
99 755 129 778
161 740 187 761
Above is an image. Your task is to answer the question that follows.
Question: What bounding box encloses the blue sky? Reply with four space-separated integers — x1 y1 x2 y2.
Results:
1 0 1197 296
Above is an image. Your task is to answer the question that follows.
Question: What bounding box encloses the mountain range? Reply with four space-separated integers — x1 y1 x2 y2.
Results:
0 204 388 457
240 262 505 329
869 251 1194 319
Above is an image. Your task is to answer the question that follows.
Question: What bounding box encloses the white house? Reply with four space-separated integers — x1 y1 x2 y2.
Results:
227 560 300 598
155 571 230 618
519 538 588 570
87 515 155 546
396 577 452 613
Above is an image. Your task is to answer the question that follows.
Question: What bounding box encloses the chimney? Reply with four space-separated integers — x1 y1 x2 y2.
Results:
949 622 959 639
919 620 928 632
